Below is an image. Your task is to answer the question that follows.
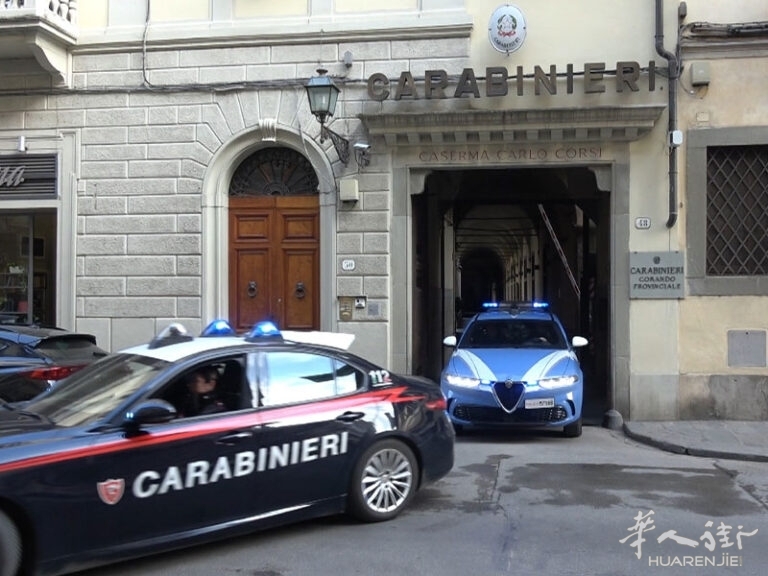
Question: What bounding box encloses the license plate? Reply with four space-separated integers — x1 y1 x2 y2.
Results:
525 398 554 409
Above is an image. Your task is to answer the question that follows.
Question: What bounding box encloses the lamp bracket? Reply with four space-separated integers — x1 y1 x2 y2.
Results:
320 124 349 164
321 125 350 165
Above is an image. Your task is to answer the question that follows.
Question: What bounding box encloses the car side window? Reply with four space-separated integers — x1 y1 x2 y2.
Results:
261 352 363 407
335 359 364 394
154 355 250 418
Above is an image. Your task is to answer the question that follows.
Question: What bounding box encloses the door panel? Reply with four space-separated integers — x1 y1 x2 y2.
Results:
255 350 370 511
42 417 257 560
233 250 271 329
234 212 270 241
283 250 317 330
230 196 319 331
281 211 318 240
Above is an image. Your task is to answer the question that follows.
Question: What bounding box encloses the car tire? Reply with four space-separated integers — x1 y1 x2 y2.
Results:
0 510 21 576
348 439 418 523
563 418 583 438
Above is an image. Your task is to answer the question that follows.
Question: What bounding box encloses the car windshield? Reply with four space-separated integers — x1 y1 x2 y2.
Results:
460 319 566 349
23 353 170 427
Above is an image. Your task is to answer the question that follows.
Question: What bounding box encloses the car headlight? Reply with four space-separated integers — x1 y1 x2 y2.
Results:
444 374 481 388
537 375 579 389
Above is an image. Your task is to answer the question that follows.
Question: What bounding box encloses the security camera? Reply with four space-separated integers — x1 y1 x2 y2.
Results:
353 142 371 168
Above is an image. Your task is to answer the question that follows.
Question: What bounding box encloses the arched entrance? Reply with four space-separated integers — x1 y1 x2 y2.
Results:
411 166 612 423
227 147 320 331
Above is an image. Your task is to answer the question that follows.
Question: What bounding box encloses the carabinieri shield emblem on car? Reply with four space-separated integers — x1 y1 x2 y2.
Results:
492 380 525 413
97 478 125 505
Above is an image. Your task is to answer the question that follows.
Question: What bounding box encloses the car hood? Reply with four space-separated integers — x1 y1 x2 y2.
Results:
0 409 103 470
444 347 579 383
0 407 58 446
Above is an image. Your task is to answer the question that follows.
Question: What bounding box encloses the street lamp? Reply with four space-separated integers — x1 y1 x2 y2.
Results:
305 68 350 164
305 68 339 127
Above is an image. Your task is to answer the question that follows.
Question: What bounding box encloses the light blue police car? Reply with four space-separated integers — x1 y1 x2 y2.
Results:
441 301 588 437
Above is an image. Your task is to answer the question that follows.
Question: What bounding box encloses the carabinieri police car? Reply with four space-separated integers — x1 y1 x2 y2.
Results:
441 301 588 437
0 321 454 576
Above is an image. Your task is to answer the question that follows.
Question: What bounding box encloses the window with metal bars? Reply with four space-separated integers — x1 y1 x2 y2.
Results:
687 128 768 296
706 145 768 276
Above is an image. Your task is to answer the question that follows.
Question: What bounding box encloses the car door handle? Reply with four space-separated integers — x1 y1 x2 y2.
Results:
216 431 253 445
335 411 365 423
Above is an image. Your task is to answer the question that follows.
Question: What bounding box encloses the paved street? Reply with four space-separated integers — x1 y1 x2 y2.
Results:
78 426 768 576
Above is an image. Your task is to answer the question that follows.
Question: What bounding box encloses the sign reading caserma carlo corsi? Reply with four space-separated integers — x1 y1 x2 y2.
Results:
0 154 57 199
630 251 685 299
367 61 658 101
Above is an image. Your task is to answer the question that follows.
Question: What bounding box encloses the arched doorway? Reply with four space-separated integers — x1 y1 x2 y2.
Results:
410 165 612 421
228 147 320 331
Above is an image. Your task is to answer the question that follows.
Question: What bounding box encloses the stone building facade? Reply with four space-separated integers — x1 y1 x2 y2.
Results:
1 0 768 421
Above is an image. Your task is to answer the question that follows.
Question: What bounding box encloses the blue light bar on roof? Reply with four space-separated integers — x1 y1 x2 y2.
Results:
245 320 283 343
201 319 236 337
482 301 549 311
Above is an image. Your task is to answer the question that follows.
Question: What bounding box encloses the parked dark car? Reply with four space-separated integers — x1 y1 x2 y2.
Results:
0 324 108 403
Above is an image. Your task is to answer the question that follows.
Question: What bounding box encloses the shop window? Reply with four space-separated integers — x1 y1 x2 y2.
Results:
0 212 56 325
687 128 768 296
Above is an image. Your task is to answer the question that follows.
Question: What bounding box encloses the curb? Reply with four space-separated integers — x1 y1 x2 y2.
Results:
622 423 768 463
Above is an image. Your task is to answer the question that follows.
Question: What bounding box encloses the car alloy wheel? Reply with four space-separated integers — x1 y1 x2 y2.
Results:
349 439 418 522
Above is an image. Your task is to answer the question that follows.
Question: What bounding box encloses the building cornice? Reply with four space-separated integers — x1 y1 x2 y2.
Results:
73 17 473 55
680 38 768 60
360 106 666 146
680 21 768 59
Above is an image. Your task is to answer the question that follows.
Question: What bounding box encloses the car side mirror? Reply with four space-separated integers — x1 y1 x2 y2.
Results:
572 336 588 348
443 335 457 347
123 399 177 428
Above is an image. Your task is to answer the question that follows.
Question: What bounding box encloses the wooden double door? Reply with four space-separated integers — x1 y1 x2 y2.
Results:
228 195 320 332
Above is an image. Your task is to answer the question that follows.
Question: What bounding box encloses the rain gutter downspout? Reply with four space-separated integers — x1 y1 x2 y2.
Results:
655 0 681 228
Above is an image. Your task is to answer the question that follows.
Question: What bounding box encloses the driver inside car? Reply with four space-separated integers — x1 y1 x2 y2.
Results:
180 366 226 417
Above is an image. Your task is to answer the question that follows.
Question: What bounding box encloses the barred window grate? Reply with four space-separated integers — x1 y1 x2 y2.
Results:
706 145 768 276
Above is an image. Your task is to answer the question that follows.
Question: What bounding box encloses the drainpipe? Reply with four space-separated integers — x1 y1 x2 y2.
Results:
655 0 682 228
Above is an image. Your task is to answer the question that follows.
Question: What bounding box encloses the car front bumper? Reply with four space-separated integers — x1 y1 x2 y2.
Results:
442 381 582 428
